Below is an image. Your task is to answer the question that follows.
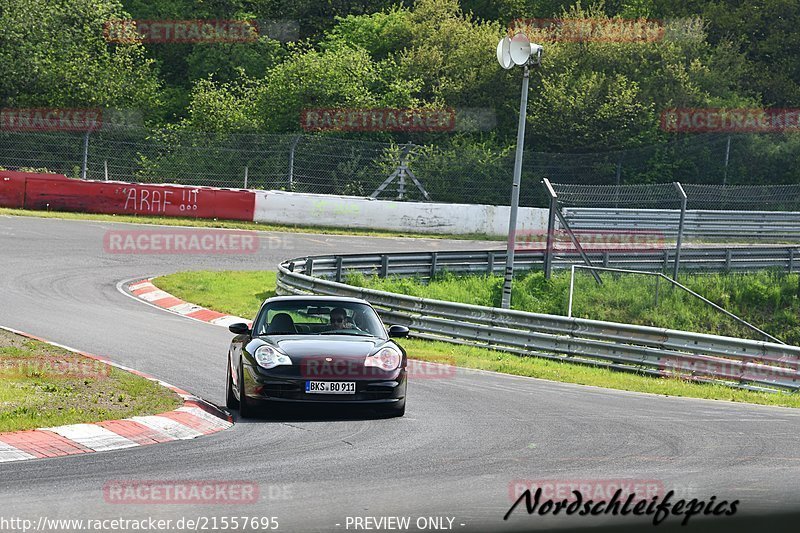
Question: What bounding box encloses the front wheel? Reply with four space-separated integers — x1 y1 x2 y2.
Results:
237 362 255 418
225 354 239 410
380 399 405 418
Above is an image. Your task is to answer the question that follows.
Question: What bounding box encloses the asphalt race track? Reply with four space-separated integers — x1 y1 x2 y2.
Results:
2 215 800 532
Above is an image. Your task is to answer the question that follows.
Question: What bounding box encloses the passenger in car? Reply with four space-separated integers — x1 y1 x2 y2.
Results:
267 312 296 334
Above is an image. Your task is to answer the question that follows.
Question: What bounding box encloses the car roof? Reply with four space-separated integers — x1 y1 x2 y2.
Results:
262 295 371 306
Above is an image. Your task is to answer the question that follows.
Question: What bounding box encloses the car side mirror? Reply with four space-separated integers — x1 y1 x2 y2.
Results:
388 325 409 338
229 323 251 335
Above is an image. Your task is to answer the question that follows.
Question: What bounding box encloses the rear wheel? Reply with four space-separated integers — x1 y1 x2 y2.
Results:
225 354 239 410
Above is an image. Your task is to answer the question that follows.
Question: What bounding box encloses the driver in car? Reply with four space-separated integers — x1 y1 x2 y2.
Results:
328 307 352 330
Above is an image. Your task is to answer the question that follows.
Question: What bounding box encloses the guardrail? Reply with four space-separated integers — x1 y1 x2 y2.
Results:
562 208 800 240
286 247 800 281
277 249 800 392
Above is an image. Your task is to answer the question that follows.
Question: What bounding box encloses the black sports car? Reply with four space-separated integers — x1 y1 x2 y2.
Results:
225 296 409 418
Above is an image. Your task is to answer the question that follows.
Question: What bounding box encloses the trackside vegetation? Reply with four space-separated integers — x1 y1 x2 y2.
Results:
0 329 181 432
346 270 800 345
5 1 800 190
153 270 800 408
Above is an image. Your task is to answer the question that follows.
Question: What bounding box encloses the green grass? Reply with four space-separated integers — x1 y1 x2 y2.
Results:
0 207 497 241
153 270 800 408
398 337 800 406
0 329 181 432
346 270 800 345
155 271 278 320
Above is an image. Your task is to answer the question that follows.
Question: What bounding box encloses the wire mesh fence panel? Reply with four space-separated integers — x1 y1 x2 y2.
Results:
0 131 88 177
410 144 515 205
550 182 684 208
552 179 800 247
682 184 800 211
528 133 800 188
3 128 800 207
105 130 294 189
290 136 396 197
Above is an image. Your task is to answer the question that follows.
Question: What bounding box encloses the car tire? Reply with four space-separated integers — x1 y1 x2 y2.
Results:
225 354 239 410
237 362 255 419
381 399 405 418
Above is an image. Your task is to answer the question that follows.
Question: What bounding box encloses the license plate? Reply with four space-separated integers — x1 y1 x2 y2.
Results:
305 381 356 394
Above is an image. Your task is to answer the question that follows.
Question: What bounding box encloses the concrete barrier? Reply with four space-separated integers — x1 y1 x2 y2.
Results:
0 170 38 208
253 190 548 236
1 171 549 235
0 171 255 221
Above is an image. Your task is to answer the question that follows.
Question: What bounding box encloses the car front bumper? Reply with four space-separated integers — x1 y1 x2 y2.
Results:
242 363 407 404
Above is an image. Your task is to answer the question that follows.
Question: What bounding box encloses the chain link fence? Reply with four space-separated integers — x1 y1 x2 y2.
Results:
551 182 800 211
3 128 800 207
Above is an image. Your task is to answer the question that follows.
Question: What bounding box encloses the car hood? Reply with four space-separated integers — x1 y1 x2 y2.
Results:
261 335 388 359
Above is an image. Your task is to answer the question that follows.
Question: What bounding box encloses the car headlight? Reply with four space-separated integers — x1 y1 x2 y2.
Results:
364 346 402 371
254 345 292 369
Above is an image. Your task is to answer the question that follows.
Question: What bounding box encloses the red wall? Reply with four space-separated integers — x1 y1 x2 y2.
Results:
0 171 255 221
0 171 37 208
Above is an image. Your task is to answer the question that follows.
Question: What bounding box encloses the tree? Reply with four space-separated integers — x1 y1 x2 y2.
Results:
321 7 414 60
0 0 160 112
527 69 657 151
255 44 420 132
182 77 264 132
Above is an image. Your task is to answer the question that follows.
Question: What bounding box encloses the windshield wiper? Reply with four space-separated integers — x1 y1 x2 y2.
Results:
318 331 373 336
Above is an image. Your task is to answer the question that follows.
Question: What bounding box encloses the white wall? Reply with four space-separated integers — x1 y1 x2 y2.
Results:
253 191 549 236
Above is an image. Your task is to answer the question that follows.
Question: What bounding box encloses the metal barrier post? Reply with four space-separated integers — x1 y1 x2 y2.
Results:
567 264 576 317
554 208 602 285
673 182 687 281
543 178 557 280
81 131 90 180
380 255 389 278
654 275 660 307
723 136 731 186
288 134 300 190
335 256 343 282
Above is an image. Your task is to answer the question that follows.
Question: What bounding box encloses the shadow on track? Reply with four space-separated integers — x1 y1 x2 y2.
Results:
230 404 402 423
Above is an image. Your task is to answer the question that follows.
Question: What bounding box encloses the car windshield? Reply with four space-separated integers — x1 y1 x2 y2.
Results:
253 300 387 338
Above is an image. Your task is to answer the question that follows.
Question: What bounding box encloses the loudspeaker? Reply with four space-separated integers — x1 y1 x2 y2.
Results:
510 33 532 65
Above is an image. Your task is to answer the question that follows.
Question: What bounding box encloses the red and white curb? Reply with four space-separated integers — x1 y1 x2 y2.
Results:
126 279 250 327
0 326 232 463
